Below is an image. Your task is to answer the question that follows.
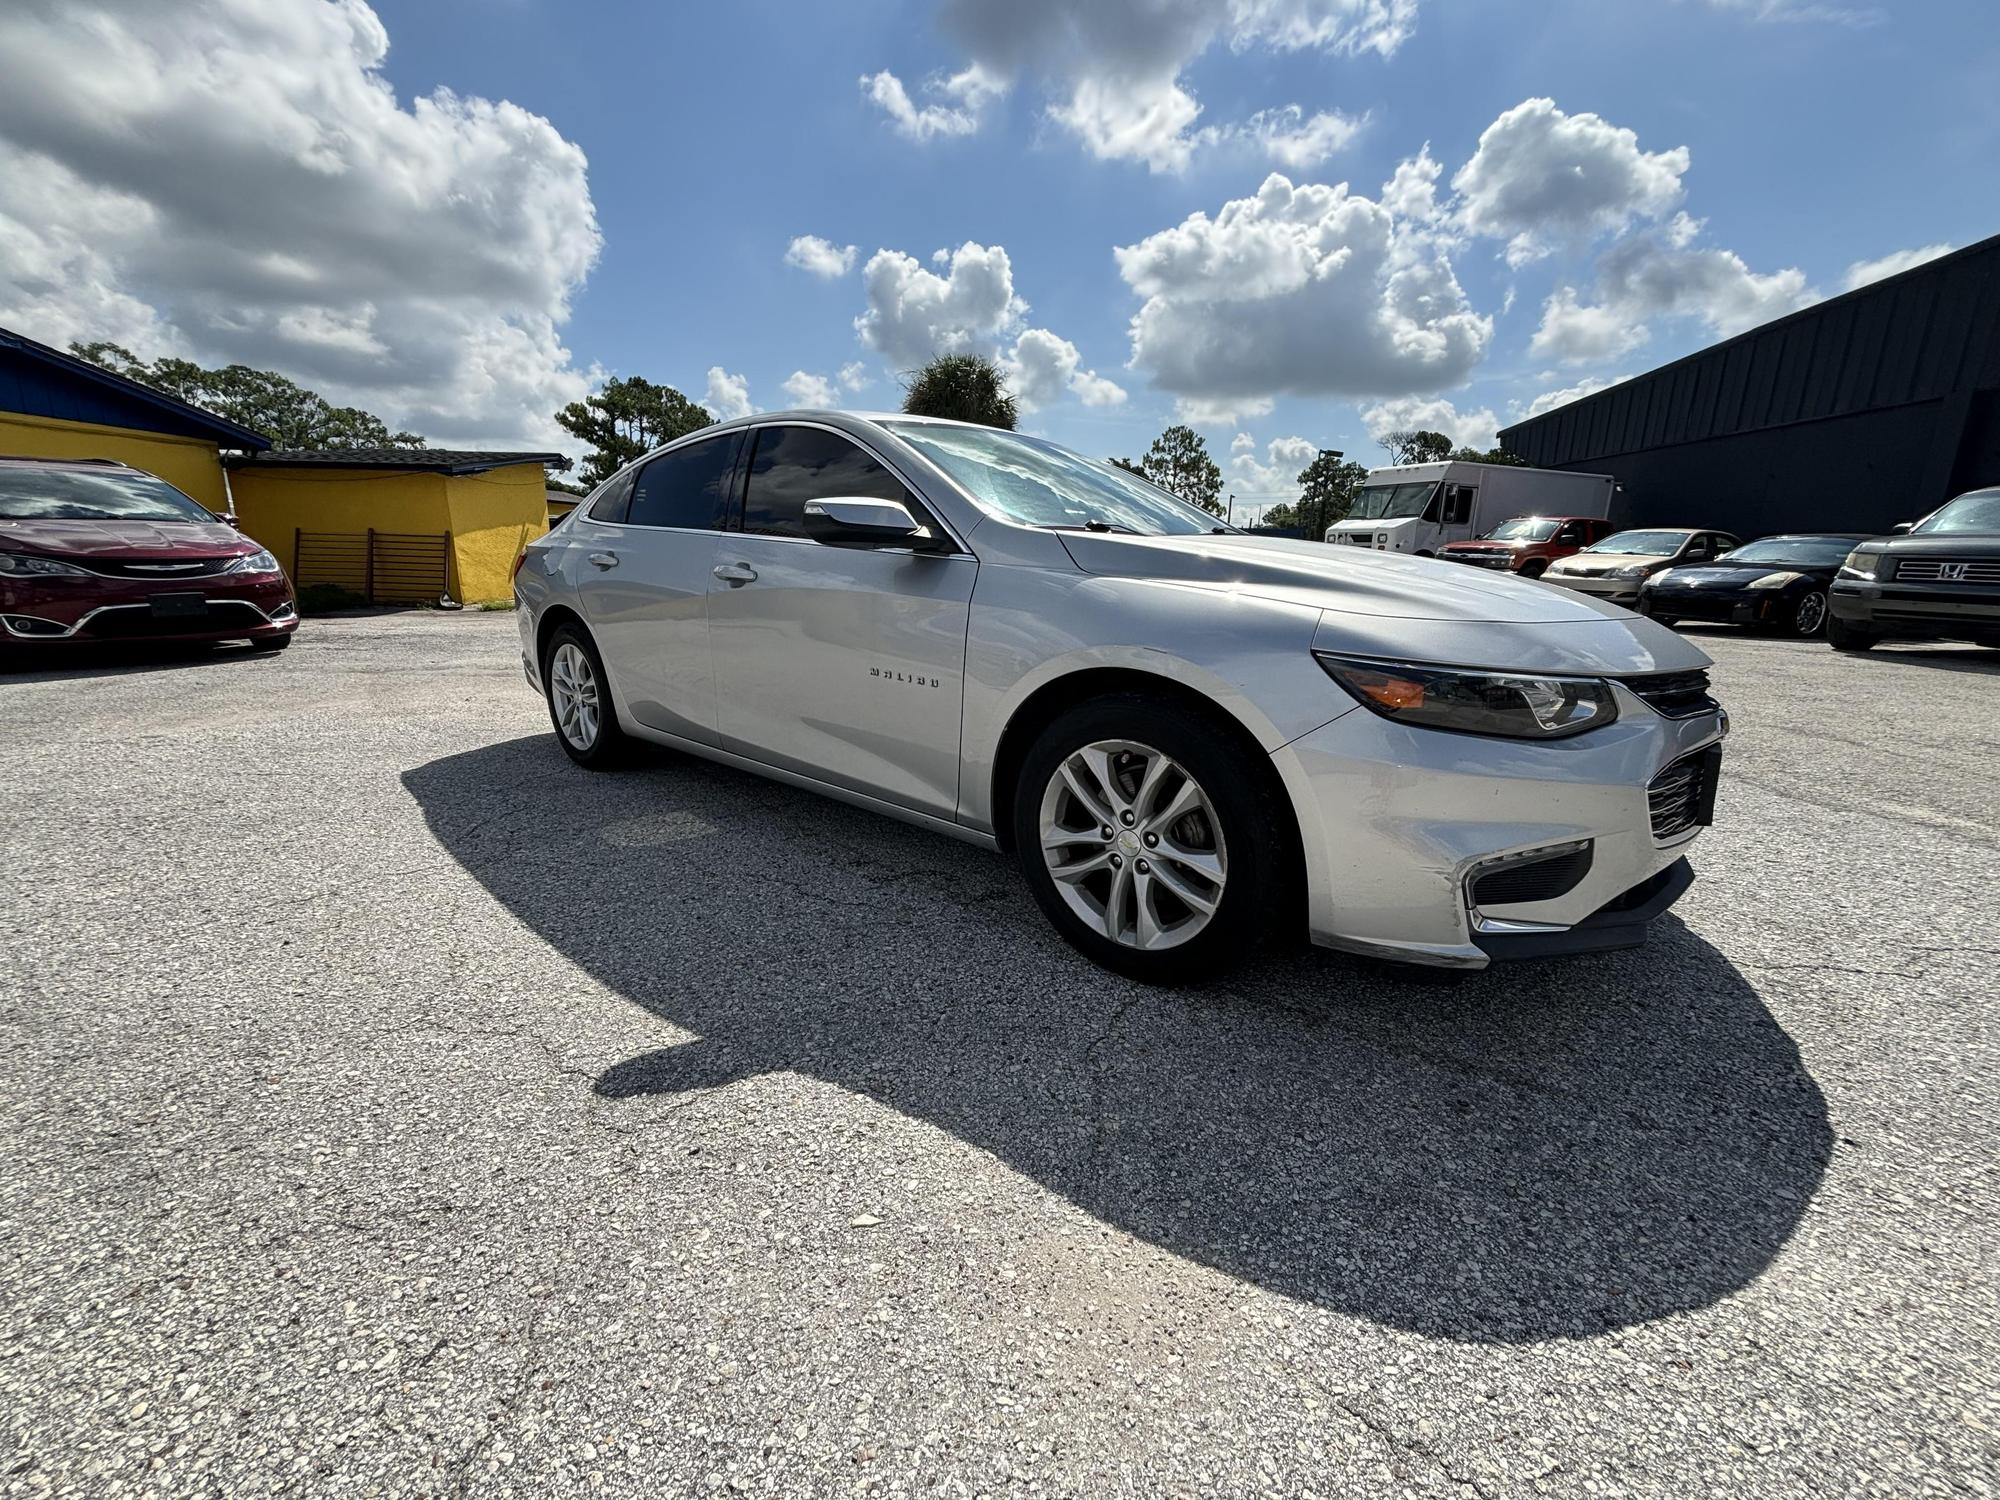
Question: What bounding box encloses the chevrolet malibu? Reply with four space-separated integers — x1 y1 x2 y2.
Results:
514 413 1727 980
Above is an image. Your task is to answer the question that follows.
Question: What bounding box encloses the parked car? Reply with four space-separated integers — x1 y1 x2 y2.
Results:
1542 528 1743 607
0 456 297 653
1637 534 1869 637
514 413 1728 981
1438 515 1619 577
1828 487 2000 651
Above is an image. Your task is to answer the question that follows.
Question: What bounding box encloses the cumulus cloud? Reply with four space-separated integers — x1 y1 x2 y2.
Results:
1360 396 1499 455
1843 243 1953 291
871 0 1416 171
1380 145 1445 224
0 0 600 449
785 235 858 278
1452 98 1689 266
1228 105 1367 171
1116 172 1491 414
999 327 1127 411
860 65 1004 142
1228 433 1320 500
704 366 753 421
781 370 841 408
1531 217 1816 363
1519 375 1631 420
839 361 872 392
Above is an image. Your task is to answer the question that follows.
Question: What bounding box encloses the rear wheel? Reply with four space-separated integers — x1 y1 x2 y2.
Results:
1013 696 1293 983
543 622 630 768
1790 590 1828 638
1826 613 1878 653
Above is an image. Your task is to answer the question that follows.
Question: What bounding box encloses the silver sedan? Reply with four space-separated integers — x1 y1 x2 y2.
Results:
515 412 1727 980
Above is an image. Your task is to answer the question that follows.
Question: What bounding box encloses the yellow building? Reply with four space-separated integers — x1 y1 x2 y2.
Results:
228 449 563 605
1 324 270 506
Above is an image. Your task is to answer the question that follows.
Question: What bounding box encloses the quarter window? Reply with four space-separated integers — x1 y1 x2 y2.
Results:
742 425 912 538
627 433 742 530
586 469 637 524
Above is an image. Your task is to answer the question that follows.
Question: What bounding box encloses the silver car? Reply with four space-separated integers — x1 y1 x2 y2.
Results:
515 412 1726 980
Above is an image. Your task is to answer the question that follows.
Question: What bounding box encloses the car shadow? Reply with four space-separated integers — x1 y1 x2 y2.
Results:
0 639 288 682
402 735 1832 1345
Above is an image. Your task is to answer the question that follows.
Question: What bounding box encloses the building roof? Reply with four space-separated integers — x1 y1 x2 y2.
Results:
0 325 273 450
232 448 568 476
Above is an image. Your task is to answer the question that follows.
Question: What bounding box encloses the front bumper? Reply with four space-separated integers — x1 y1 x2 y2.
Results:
1830 578 2000 642
1544 572 1647 605
1440 549 1519 572
1644 587 1789 626
0 574 298 644
1270 689 1724 969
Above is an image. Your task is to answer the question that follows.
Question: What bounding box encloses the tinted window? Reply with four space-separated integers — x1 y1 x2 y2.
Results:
587 469 636 524
1913 490 2000 534
628 434 741 530
0 467 214 522
743 426 910 537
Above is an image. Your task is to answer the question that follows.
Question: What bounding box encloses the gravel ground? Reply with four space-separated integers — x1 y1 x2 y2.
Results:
1 611 1994 1499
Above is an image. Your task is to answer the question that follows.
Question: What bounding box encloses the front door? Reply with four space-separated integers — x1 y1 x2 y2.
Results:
706 423 976 819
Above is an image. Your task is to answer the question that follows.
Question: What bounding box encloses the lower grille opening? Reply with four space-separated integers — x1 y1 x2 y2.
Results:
1471 842 1594 907
79 601 268 640
1648 745 1722 840
2 615 66 638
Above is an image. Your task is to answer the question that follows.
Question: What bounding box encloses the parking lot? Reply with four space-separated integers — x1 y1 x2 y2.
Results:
1 611 1994 1498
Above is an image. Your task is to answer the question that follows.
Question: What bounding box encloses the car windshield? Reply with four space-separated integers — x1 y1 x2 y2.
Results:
1587 530 1688 555
1713 537 1856 566
1912 490 2000 535
1347 481 1437 521
0 467 216 523
883 422 1229 536
1485 517 1561 542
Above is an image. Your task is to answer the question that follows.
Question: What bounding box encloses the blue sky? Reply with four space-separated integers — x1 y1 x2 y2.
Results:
1 0 1994 518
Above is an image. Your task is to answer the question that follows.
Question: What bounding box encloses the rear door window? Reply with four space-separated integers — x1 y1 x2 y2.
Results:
627 433 742 530
741 425 913 538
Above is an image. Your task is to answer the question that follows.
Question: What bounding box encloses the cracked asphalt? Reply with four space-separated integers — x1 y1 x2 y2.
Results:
1 611 1995 1499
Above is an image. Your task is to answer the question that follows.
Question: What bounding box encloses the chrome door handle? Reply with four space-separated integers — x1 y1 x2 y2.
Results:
712 562 758 585
587 551 619 570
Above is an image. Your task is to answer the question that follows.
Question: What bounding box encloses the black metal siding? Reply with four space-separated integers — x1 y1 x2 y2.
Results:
1499 234 2000 535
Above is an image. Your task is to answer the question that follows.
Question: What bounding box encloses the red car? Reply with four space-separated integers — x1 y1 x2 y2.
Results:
0 456 298 653
1438 515 1619 578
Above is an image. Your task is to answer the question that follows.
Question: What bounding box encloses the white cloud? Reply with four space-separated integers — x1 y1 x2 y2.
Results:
1452 98 1689 266
1380 145 1445 224
879 0 1416 171
1843 243 1953 291
1179 395 1275 426
785 235 858 278
1116 172 1491 413
1519 374 1630 420
781 370 841 408
1531 220 1817 363
1228 433 1320 499
703 366 753 421
999 327 1127 411
860 65 1004 142
1360 396 1499 455
1231 105 1367 171
1700 0 1883 23
838 361 871 391
0 0 600 450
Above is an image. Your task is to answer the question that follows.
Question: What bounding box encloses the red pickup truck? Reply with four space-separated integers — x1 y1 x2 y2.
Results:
1438 515 1618 578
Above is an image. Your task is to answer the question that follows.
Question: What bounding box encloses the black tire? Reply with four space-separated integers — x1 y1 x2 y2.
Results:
1789 590 1829 638
1826 613 1878 653
249 633 292 652
1518 558 1548 579
1011 694 1296 984
542 621 631 768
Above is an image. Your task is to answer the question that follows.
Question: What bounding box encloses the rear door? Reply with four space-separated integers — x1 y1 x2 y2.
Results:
706 423 977 818
572 431 741 744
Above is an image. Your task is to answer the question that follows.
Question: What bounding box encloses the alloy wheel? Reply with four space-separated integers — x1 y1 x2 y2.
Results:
1037 739 1228 951
1795 591 1828 636
550 642 601 750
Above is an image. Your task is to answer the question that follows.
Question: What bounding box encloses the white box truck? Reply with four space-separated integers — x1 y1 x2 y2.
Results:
1325 461 1615 554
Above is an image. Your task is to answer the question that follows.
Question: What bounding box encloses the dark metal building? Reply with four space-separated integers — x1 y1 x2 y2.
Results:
1497 233 2000 536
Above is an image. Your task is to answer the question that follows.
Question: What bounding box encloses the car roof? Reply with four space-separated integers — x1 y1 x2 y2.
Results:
0 454 148 474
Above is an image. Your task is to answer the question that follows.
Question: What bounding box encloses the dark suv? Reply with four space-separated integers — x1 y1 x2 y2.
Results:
1828 487 2000 651
0 456 298 653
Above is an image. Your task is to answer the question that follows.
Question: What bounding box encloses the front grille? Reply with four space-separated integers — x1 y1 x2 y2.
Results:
1471 843 1594 906
1648 745 1722 841
1621 668 1717 719
1451 553 1512 569
78 600 268 639
78 556 240 579
1891 558 2000 584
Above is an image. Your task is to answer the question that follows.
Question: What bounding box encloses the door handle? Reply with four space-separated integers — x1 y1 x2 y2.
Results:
712 562 758 585
587 551 619 570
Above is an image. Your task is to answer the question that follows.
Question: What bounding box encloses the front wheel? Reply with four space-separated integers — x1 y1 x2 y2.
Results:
1826 613 1878 653
1789 590 1828 638
543 623 630 768
1012 696 1294 983
1518 558 1548 579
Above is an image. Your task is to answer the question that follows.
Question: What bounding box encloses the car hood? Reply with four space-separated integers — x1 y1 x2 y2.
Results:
1551 551 1677 574
1661 563 1827 585
0 518 253 559
1439 539 1519 552
1054 531 1710 674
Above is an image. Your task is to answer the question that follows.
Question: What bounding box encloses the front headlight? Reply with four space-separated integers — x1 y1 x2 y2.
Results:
226 549 282 575
1839 551 1881 580
0 551 89 577
1315 653 1619 740
1609 564 1651 579
1745 570 1803 589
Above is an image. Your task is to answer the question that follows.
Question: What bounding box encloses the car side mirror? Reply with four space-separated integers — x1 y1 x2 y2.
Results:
803 496 935 549
1890 521 1913 534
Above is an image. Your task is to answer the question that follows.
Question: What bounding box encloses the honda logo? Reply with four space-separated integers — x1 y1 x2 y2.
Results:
1940 562 1969 582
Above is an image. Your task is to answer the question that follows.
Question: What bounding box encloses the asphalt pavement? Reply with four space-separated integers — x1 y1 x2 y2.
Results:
1 611 1994 1498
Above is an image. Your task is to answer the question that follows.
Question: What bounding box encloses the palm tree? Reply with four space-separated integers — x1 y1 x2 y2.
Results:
900 354 1018 429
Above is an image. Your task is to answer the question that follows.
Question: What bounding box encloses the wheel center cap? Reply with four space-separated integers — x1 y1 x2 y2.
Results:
1117 829 1143 857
